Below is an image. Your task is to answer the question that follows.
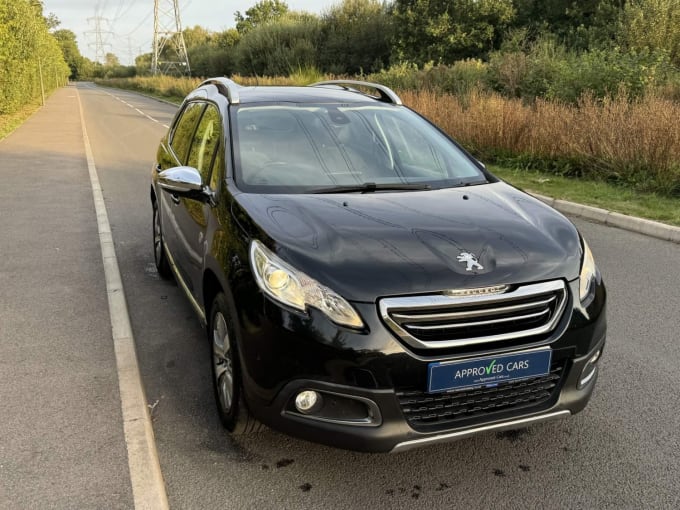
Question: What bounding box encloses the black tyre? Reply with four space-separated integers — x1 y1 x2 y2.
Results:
209 292 261 434
152 201 172 279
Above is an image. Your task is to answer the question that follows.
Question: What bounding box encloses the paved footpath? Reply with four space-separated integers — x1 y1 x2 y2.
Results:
0 87 134 508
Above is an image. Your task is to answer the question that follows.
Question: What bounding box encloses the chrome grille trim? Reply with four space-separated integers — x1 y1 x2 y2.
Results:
379 280 567 350
391 295 556 322
404 308 550 331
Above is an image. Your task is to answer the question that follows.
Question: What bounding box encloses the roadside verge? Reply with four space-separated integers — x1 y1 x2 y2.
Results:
532 193 680 244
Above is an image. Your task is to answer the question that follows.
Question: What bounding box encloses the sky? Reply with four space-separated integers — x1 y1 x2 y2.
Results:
43 0 338 65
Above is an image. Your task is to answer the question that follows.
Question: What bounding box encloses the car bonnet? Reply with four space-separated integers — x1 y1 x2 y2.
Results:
234 182 581 302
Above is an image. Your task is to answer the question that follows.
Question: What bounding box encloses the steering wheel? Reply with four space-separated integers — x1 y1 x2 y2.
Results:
247 161 289 184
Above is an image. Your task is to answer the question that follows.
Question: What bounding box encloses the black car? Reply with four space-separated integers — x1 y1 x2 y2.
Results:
150 78 606 453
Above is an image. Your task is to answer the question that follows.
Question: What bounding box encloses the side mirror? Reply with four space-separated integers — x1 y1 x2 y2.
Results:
158 166 203 196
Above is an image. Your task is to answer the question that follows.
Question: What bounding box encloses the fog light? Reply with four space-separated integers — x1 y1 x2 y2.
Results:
295 390 323 414
578 349 601 389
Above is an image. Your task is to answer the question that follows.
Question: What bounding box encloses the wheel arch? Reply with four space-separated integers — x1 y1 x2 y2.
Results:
202 267 225 325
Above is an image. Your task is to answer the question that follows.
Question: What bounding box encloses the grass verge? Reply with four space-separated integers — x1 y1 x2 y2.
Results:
0 100 42 142
493 166 680 227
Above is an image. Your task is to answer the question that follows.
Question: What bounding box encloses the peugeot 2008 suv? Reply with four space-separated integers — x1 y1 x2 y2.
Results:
151 79 606 452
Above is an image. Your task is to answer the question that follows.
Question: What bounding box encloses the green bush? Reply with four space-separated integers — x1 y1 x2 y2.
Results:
367 62 422 91
551 48 675 102
234 15 321 76
368 60 490 96
488 35 679 102
188 45 237 78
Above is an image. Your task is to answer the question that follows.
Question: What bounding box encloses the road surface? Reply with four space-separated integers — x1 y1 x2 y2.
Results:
1 83 678 509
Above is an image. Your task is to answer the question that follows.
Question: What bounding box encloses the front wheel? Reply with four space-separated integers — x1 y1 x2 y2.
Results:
152 201 172 279
210 292 261 435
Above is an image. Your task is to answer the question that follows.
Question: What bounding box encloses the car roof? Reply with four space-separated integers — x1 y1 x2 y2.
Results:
193 78 403 106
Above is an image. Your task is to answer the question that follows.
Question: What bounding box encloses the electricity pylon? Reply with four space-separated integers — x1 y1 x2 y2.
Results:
85 16 113 64
152 0 191 75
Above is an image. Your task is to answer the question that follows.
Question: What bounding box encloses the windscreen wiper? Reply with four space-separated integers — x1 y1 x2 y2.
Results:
311 182 432 194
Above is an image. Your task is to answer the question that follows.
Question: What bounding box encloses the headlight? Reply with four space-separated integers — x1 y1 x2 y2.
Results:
579 237 597 301
250 240 364 329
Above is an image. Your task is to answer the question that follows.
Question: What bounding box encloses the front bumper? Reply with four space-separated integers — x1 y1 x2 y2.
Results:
232 276 606 453
246 336 604 453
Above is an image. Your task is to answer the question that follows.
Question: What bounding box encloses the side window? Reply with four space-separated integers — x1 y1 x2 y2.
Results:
187 104 222 184
169 102 205 165
209 141 224 191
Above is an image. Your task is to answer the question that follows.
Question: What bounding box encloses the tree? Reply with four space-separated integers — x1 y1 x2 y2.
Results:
135 53 152 75
105 52 120 67
235 14 321 75
182 25 213 49
215 28 240 49
0 0 70 114
621 0 680 65
511 1 625 49
235 0 289 33
392 0 516 65
44 12 60 30
319 0 394 74
53 29 83 79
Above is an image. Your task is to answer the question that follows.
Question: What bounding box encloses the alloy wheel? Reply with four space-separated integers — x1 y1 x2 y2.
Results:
153 206 163 265
212 312 234 413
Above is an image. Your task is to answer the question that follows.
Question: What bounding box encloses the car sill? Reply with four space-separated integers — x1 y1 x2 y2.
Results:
163 240 207 326
391 410 571 453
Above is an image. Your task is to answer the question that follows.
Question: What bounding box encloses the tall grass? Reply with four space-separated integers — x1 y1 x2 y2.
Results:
96 76 202 100
402 90 680 196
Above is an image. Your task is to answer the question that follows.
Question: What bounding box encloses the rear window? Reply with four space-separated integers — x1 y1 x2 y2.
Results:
231 103 486 194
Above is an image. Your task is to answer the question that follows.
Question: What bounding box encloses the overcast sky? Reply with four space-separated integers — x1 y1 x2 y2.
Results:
43 0 338 64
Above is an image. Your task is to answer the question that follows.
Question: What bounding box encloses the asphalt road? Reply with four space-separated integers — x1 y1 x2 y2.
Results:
3 83 679 509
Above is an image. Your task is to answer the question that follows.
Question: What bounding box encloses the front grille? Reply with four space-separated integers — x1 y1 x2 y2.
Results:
379 280 567 351
397 364 564 430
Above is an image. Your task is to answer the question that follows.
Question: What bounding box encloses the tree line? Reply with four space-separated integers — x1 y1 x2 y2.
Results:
0 0 70 115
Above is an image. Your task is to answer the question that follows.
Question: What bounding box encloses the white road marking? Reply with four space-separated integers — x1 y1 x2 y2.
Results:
76 88 170 510
101 90 171 130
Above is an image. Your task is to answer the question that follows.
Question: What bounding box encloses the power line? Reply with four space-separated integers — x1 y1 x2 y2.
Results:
112 0 139 25
101 1 153 65
124 8 154 37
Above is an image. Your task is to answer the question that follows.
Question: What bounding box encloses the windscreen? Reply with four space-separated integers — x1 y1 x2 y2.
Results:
231 103 487 193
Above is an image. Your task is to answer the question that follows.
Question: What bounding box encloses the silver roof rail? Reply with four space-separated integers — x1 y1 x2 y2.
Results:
310 80 402 105
199 77 241 104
